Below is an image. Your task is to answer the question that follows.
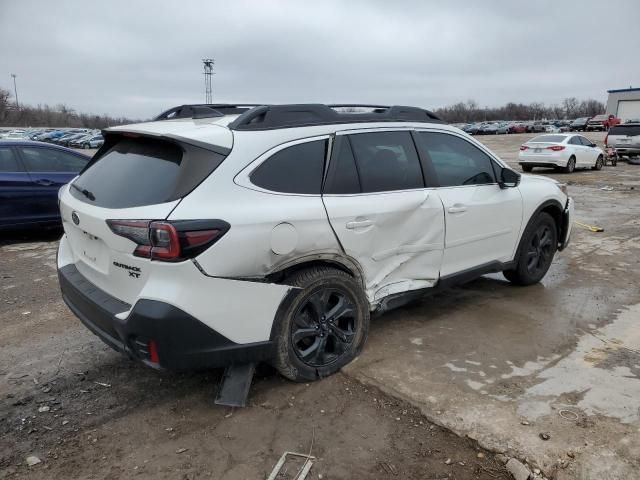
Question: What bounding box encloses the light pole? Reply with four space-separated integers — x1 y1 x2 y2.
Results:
10 74 19 109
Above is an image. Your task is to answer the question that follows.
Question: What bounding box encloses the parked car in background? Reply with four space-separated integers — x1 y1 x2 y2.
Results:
544 125 561 133
57 132 90 147
519 134 604 173
605 123 640 158
3 130 29 139
69 133 104 149
496 122 511 134
570 117 590 131
586 114 621 131
481 123 499 135
0 140 90 230
509 123 527 134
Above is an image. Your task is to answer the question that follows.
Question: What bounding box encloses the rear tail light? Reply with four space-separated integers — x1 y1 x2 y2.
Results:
546 145 565 151
520 145 529 151
107 219 229 261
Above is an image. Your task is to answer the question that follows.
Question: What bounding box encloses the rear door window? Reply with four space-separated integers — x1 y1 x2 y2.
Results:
347 131 423 193
250 139 327 194
71 137 225 208
0 147 22 172
19 147 89 172
414 132 496 187
568 137 582 145
323 136 360 194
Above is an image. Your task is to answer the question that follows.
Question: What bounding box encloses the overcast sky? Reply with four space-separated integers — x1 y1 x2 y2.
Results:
2 0 639 119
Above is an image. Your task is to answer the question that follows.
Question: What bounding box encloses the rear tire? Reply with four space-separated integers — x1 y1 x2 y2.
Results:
522 165 533 172
503 212 557 286
593 155 603 170
83 143 90 149
272 266 370 382
564 156 576 173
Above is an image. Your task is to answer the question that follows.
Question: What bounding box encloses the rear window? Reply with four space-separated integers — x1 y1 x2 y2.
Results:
609 125 640 136
71 137 225 208
530 135 566 143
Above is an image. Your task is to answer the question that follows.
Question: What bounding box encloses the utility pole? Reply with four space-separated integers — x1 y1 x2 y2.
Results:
202 59 214 104
10 74 19 109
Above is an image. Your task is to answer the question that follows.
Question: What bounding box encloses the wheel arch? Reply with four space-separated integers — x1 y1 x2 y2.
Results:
265 254 365 290
514 199 564 261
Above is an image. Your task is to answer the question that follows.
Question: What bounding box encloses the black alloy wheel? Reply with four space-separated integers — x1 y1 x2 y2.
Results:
291 288 357 368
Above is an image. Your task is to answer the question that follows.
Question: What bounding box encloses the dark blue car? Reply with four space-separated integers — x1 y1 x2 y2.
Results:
0 140 91 230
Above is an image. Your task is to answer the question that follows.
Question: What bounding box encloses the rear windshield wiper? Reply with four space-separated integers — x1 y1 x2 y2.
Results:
70 183 96 201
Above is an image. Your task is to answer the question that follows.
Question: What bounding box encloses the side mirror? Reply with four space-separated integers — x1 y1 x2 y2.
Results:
500 167 521 188
590 143 597 148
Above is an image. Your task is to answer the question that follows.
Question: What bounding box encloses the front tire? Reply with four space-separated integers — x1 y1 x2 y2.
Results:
522 165 533 172
564 156 576 173
272 266 370 382
504 212 557 286
83 143 90 149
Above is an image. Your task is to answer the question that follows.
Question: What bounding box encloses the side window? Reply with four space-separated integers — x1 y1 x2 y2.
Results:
0 147 22 172
578 136 592 146
323 136 360 194
20 147 88 172
414 132 496 187
251 139 327 194
348 131 423 193
53 150 89 171
568 137 581 145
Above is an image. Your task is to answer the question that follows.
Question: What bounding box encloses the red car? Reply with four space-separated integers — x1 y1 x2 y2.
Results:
586 114 621 131
508 123 527 134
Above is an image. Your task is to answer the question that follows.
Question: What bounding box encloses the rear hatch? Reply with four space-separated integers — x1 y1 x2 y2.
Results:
59 131 229 303
607 124 640 148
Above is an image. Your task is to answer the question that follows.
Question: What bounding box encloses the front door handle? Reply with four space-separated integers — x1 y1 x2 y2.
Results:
448 205 467 214
346 219 373 229
35 179 54 186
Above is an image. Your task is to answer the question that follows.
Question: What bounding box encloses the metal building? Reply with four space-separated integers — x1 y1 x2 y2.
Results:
605 87 640 122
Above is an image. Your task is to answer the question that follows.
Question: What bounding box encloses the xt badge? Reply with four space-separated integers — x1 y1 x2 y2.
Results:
113 261 141 278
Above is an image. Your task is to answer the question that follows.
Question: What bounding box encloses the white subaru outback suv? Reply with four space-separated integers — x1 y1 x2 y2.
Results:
57 104 573 382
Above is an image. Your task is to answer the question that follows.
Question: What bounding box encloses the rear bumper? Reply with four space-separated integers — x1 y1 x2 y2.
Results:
58 264 276 370
614 147 640 156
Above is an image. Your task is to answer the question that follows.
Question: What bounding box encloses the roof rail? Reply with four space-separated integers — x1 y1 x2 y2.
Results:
227 104 443 131
154 104 258 121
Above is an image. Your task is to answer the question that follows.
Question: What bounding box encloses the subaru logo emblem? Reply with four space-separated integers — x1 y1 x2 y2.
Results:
72 212 80 225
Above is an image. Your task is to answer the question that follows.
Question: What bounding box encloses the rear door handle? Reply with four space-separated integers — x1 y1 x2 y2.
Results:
35 179 54 186
346 219 373 229
448 205 467 214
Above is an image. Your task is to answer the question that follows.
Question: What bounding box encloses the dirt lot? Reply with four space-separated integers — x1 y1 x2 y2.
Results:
2 131 639 479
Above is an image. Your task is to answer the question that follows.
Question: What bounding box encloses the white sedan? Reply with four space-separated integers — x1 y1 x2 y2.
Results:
518 134 604 173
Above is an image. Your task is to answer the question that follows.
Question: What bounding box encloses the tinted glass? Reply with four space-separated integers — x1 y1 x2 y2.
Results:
568 137 582 145
0 147 22 172
348 131 423 193
20 147 89 172
609 125 640 136
72 138 225 208
415 132 496 187
578 136 593 146
323 137 360 194
530 135 567 143
251 140 326 194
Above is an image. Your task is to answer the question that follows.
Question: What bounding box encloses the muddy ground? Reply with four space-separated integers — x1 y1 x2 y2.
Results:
2 131 638 479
